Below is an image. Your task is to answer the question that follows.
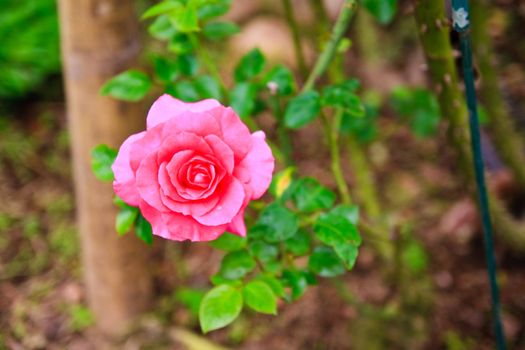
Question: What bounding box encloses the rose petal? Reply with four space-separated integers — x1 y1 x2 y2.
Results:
129 124 163 173
226 208 247 237
160 110 221 139
167 154 223 201
158 152 193 202
157 132 212 164
212 107 252 160
204 134 235 174
160 160 222 217
139 200 170 238
141 196 229 242
147 94 221 130
112 131 146 206
193 177 245 226
160 189 220 217
164 211 227 242
235 131 274 199
136 153 167 211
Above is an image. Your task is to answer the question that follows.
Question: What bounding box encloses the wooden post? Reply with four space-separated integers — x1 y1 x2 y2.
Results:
58 0 152 337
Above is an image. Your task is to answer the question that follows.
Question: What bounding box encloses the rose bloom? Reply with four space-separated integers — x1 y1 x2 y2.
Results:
112 95 274 241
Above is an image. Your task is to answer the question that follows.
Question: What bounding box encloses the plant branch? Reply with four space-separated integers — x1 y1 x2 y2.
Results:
330 109 352 204
414 0 525 252
269 94 294 166
471 0 525 188
346 137 381 219
301 0 357 92
282 0 308 79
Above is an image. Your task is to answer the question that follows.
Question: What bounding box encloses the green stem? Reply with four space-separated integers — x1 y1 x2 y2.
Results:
269 94 294 166
354 9 382 65
310 0 330 30
346 137 381 219
302 0 358 92
190 34 229 101
282 0 308 79
470 0 525 188
330 109 352 204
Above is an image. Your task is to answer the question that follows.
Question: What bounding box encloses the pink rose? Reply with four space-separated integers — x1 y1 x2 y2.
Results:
112 95 274 241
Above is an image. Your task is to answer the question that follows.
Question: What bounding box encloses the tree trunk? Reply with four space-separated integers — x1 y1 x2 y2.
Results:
58 0 153 337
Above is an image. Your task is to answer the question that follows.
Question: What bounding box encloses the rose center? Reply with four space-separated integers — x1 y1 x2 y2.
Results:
179 158 218 191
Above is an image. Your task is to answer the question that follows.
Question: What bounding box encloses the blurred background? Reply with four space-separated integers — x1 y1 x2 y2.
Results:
1 0 525 349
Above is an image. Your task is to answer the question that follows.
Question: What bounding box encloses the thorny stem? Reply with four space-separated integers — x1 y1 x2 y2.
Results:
471 0 525 188
301 0 358 93
282 0 308 79
413 0 525 252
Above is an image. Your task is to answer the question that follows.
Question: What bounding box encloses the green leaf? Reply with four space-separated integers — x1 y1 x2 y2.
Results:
115 205 139 235
153 55 179 82
195 75 222 100
199 284 243 333
210 274 243 287
255 202 298 243
135 214 154 245
284 229 311 256
175 288 206 316
402 240 428 273
171 80 200 101
288 177 336 213
390 86 440 138
168 2 200 33
210 232 246 252
100 70 152 102
248 241 278 263
176 54 199 76
142 1 183 19
333 243 359 269
198 0 232 20
322 81 365 117
308 246 345 277
255 275 285 297
219 250 257 280
322 79 360 105
90 144 117 182
243 281 277 314
229 82 257 119
362 0 398 25
314 205 360 247
344 93 366 118
282 269 309 300
284 91 321 129
234 48 265 82
168 33 194 54
203 21 240 40
148 15 178 40
331 204 359 225
269 167 295 199
263 65 296 96
113 196 127 208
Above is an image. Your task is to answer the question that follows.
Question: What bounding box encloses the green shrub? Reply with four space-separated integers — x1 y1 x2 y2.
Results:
0 0 60 98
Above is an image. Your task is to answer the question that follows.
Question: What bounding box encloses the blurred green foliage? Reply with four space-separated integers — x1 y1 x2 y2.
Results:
0 0 60 98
